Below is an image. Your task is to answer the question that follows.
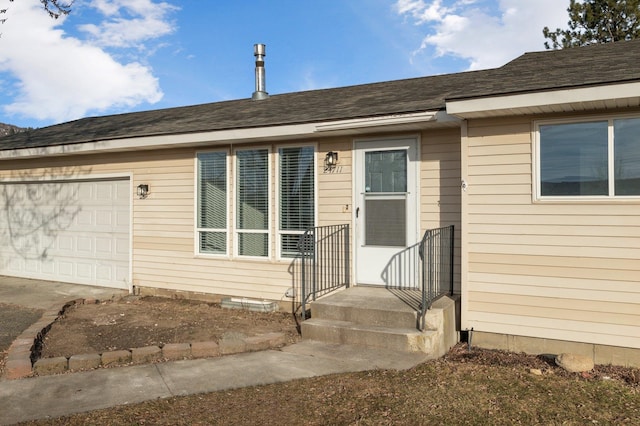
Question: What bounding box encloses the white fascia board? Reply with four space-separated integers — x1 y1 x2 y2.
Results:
446 81 640 117
0 122 318 160
314 111 438 132
0 110 451 160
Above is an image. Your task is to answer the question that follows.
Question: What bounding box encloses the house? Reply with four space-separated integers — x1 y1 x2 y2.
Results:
0 40 638 367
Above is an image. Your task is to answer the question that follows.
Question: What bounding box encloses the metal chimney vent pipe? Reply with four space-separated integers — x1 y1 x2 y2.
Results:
252 43 268 100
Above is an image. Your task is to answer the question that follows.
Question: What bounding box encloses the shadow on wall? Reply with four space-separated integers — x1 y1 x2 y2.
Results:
380 242 421 290
0 164 92 272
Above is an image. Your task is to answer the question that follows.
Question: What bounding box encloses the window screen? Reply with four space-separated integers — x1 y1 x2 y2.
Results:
365 198 406 246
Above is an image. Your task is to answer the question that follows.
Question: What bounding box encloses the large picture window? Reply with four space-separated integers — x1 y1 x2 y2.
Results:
196 145 317 260
538 118 640 197
197 151 227 254
278 146 315 257
236 149 269 257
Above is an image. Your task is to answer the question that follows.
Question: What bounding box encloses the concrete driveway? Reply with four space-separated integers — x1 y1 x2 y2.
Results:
0 276 127 353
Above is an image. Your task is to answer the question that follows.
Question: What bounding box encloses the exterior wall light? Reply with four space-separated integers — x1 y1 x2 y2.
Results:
325 151 338 169
137 184 149 199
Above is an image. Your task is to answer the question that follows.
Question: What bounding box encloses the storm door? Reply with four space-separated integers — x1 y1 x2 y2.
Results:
354 138 418 285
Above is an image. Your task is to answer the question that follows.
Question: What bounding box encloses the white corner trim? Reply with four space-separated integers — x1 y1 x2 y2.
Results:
446 82 640 116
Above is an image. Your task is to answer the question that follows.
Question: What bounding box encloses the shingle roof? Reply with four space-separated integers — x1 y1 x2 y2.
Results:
0 71 483 151
2 39 640 151
451 37 640 101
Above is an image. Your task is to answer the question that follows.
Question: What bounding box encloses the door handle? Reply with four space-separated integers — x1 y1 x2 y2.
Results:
356 207 360 218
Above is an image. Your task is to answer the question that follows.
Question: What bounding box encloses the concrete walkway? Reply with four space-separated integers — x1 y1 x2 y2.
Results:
0 341 427 424
0 278 428 425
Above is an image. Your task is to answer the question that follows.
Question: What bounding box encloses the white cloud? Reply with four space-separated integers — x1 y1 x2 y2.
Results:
0 0 176 125
79 0 178 48
395 0 569 70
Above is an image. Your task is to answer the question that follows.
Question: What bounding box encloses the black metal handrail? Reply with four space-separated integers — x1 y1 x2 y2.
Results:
298 224 350 320
418 225 455 330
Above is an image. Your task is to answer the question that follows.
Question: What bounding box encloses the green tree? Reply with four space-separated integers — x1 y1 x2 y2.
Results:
543 0 640 49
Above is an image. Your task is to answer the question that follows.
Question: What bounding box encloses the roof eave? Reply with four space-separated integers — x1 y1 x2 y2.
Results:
0 109 457 160
446 81 640 119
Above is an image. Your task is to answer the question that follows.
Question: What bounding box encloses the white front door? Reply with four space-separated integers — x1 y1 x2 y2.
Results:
354 137 419 285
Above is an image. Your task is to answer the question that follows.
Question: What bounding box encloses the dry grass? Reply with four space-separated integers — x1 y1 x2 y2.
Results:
21 344 640 425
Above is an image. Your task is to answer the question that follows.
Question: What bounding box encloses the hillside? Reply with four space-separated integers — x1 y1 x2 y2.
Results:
0 122 26 137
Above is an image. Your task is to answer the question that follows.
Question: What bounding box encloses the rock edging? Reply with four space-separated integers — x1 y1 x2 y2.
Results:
2 298 287 380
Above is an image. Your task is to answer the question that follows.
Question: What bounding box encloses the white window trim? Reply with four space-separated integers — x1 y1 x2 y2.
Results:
233 146 272 260
275 143 318 260
194 149 231 258
533 114 640 203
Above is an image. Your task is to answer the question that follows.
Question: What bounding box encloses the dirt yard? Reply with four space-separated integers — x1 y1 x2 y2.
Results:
39 296 300 359
3 295 640 424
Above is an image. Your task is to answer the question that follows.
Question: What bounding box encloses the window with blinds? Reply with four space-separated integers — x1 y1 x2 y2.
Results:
279 146 315 257
236 149 269 257
197 151 227 254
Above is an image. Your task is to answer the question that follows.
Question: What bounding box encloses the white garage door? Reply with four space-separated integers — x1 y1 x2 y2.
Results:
0 179 130 289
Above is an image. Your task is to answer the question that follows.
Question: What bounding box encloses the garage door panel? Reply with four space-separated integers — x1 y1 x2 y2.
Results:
115 238 129 258
96 210 113 226
76 262 93 280
58 235 74 252
0 179 130 289
96 183 113 200
41 262 55 275
77 210 94 226
97 264 113 281
77 237 93 256
25 259 39 274
96 237 112 256
58 261 73 277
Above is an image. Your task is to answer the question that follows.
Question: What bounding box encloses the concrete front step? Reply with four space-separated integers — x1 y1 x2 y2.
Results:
301 318 439 353
311 303 419 329
309 286 420 329
301 287 460 356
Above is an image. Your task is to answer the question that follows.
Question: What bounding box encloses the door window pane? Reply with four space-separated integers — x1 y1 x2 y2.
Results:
614 118 640 195
365 150 407 193
540 121 608 196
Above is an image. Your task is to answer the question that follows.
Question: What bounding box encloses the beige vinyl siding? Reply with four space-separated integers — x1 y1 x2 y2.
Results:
420 128 462 293
0 146 300 301
0 128 462 301
317 139 353 226
463 115 640 349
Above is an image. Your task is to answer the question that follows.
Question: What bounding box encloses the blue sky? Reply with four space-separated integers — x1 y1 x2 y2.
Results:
0 0 568 129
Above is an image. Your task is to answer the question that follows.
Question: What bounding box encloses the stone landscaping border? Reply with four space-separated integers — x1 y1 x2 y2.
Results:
2 298 287 380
